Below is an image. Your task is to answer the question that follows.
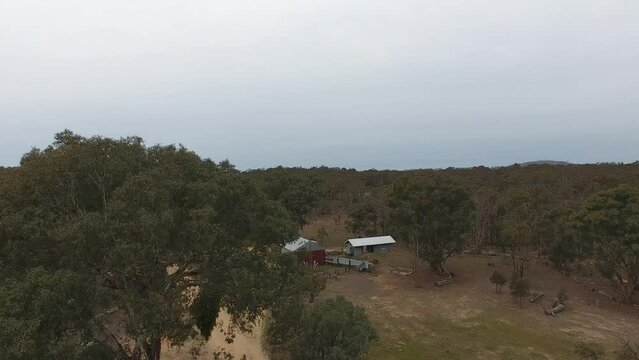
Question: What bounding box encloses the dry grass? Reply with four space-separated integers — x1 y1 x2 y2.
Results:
163 216 639 359
320 248 639 359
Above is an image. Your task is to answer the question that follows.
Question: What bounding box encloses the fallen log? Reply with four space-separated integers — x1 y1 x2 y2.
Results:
391 267 414 276
597 290 615 301
529 292 544 303
435 278 455 287
545 304 566 316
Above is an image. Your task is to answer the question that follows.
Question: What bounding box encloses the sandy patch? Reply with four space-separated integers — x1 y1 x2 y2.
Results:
164 310 267 360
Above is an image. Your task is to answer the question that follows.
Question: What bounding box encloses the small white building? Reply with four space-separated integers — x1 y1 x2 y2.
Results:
344 235 396 256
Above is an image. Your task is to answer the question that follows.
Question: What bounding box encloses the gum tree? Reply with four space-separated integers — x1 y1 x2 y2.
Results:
0 131 299 359
573 185 639 304
389 176 473 274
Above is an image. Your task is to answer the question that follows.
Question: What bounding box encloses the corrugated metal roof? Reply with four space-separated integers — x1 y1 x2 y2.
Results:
345 235 396 247
283 237 323 252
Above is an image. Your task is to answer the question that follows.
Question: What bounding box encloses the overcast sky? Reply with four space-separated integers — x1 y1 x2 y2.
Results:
1 0 638 169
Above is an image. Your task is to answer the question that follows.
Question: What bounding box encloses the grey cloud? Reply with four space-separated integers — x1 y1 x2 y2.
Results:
1 0 638 169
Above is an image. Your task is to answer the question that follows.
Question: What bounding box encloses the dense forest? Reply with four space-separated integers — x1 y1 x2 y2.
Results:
1 132 638 359
248 162 639 249
247 159 639 304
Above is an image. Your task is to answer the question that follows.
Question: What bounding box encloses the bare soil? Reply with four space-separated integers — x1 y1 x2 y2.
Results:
163 310 267 360
163 214 639 359
320 248 639 359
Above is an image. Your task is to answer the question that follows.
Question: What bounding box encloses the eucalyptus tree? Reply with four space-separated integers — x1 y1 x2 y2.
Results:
246 168 319 229
573 185 639 304
290 296 377 360
346 199 380 237
0 131 299 359
388 176 473 274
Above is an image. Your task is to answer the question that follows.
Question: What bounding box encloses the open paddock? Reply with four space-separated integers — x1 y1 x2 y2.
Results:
320 248 639 359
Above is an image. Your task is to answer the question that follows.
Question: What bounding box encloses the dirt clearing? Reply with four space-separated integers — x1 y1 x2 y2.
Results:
164 310 267 360
321 248 639 359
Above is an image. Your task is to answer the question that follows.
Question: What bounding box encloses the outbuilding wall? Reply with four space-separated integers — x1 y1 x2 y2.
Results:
296 250 326 265
352 246 364 257
372 244 393 254
344 243 353 255
348 244 393 256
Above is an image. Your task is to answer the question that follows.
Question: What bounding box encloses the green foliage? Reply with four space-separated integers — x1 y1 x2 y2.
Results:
0 268 114 360
289 296 377 360
388 176 474 273
306 267 327 304
267 297 306 357
191 285 223 341
248 168 320 228
548 208 588 272
470 188 498 253
574 342 605 360
0 131 300 359
509 274 530 305
346 193 389 238
5 132 639 358
550 237 577 273
281 183 319 228
246 163 639 282
497 190 538 278
265 255 327 355
346 200 379 237
489 270 507 293
573 185 639 303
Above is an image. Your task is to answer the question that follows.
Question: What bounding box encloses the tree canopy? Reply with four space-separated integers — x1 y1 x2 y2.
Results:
0 131 301 359
289 296 377 360
573 185 639 304
388 176 474 273
0 267 112 360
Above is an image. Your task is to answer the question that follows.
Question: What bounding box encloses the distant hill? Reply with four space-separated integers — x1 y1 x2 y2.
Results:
518 160 574 167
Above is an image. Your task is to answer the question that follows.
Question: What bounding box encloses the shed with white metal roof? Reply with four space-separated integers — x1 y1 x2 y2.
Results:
344 235 396 256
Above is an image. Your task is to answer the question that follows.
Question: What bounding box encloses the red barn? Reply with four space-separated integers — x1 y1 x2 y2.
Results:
282 237 325 265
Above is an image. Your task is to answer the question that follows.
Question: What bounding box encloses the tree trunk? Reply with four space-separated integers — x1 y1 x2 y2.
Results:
138 336 162 360
130 342 142 360
623 280 635 305
151 337 161 360
431 261 446 275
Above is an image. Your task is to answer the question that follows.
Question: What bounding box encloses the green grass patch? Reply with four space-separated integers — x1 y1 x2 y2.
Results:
366 309 577 360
